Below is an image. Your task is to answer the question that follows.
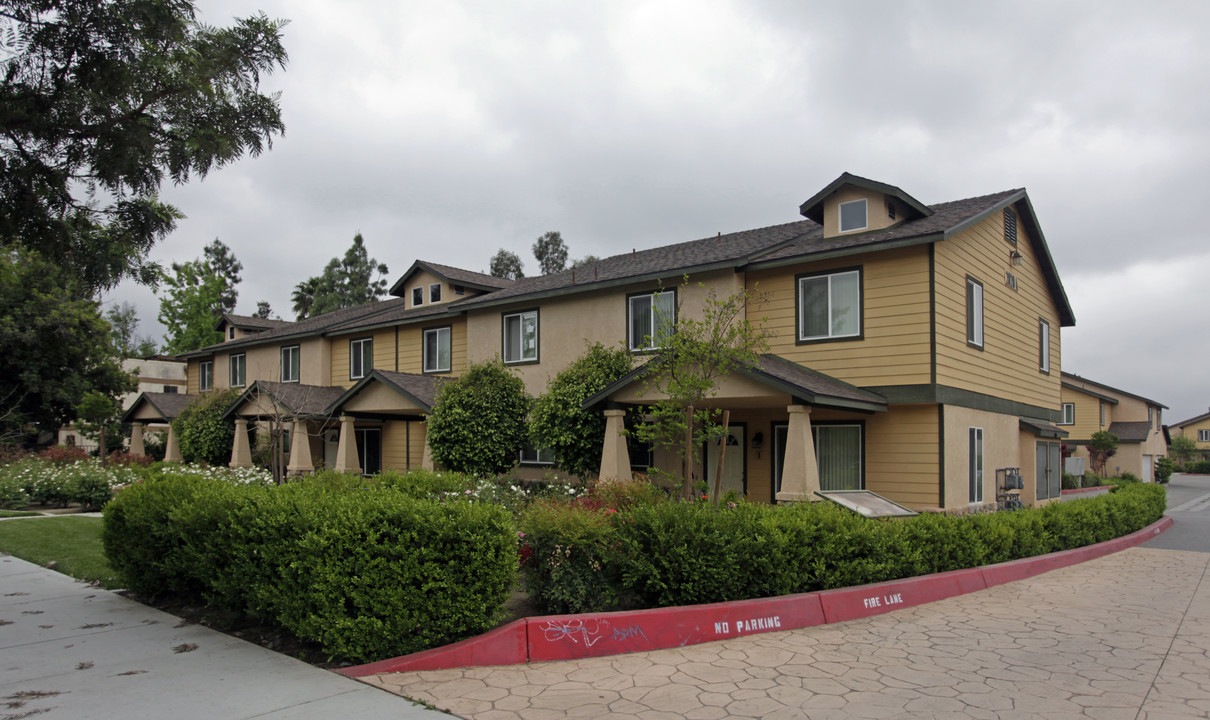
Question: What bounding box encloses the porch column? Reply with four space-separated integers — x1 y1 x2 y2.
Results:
598 409 632 484
164 424 183 463
287 419 313 476
421 432 435 471
229 418 253 468
129 422 145 457
333 415 362 474
776 405 821 503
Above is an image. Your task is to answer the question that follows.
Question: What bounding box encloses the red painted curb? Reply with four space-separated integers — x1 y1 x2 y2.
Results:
339 516 1173 677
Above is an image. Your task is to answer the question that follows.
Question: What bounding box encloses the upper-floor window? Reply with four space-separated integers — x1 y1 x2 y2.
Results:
966 277 984 348
1060 403 1075 425
230 353 246 388
1148 406 1154 425
163 385 179 394
838 199 867 233
1004 207 1018 246
198 360 213 392
430 283 442 303
1199 429 1210 443
228 327 236 340
1038 319 1050 373
798 269 861 342
411 287 423 306
423 326 451 373
628 289 675 351
1099 402 1107 426
503 310 539 364
350 338 372 380
281 345 300 383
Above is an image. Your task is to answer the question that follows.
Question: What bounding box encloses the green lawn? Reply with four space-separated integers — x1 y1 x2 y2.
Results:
0 510 40 518
0 516 121 589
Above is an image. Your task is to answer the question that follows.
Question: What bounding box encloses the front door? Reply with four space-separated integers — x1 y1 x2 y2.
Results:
1036 441 1060 501
355 427 382 476
1142 455 1153 483
705 424 746 497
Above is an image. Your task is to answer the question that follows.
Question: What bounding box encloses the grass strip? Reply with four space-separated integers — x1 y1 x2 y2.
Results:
0 516 121 589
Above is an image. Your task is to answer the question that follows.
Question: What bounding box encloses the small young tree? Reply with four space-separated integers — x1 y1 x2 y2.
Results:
427 360 530 476
76 391 122 466
630 281 770 501
1170 434 1198 466
1087 431 1119 476
531 343 634 479
173 389 240 465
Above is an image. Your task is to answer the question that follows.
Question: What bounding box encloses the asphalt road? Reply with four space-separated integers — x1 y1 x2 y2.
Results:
1143 472 1210 553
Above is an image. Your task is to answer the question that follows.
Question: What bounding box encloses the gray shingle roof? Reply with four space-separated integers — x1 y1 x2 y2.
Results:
1171 410 1210 428
388 260 515 297
225 381 347 419
1061 372 1167 409
1019 417 1069 439
1107 421 1155 443
120 392 196 423
328 369 450 414
214 313 293 332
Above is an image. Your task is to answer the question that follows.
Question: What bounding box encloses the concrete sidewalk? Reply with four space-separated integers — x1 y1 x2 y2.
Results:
0 554 449 720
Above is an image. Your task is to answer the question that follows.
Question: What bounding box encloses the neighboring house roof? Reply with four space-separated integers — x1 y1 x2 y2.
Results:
1061 372 1168 409
224 381 347 419
1170 409 1210 428
584 354 888 414
213 313 293 332
328 369 449 414
798 172 933 224
324 300 466 335
120 391 195 423
1019 417 1069 439
388 260 514 297
1061 381 1120 406
1107 421 1154 443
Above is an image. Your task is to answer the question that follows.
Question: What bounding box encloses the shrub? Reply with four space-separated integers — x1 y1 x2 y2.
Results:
173 389 240 466
38 445 90 464
1061 473 1080 490
1186 460 1210 474
427 359 531 477
1155 457 1174 484
1081 473 1103 488
0 474 29 509
518 498 624 613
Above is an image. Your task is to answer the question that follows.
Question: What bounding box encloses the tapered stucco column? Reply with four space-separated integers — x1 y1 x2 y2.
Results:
598 409 633 484
129 422 145 457
333 416 362 474
286 419 313 476
775 405 820 503
229 418 253 468
421 431 435 471
164 424 182 463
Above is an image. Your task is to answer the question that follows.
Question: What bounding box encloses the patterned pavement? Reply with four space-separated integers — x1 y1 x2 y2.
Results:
363 547 1210 719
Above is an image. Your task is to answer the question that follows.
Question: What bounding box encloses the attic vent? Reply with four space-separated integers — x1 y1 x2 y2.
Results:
886 199 896 221
1004 207 1018 246
453 284 465 296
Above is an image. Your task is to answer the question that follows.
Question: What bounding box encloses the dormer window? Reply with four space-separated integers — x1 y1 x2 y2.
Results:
430 283 442 303
839 199 868 233
411 287 423 306
228 327 236 340
886 199 896 221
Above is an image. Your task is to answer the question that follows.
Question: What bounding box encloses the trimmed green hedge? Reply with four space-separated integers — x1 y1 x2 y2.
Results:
103 473 517 663
520 483 1165 613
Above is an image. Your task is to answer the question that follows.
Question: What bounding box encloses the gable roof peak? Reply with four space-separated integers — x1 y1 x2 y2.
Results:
798 172 933 224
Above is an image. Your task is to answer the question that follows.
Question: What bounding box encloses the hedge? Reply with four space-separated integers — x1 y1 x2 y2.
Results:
520 483 1166 613
103 472 518 663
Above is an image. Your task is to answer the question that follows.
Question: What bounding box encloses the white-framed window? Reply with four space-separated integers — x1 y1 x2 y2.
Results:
838 199 868 233
1199 429 1210 443
969 427 984 503
1148 406 1154 425
1004 207 1018 246
966 277 984 348
519 446 556 465
628 289 675 351
430 283 442 303
1039 319 1050 373
229 353 246 388
503 310 538 364
798 269 861 342
350 337 372 380
1100 402 1107 426
228 327 236 340
411 287 423 306
281 345 300 383
814 424 862 491
198 360 213 392
423 326 451 373
1060 403 1075 425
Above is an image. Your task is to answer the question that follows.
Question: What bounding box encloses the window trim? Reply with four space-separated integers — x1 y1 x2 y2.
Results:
838 198 868 233
518 445 556 466
281 345 301 383
429 283 442 303
1038 318 1050 374
349 337 373 380
969 427 984 504
198 360 213 392
626 288 677 353
422 325 452 374
501 308 540 365
966 276 984 349
812 420 866 492
411 287 423 307
1198 429 1210 443
1100 402 1107 427
229 353 246 388
1060 403 1075 426
795 267 864 345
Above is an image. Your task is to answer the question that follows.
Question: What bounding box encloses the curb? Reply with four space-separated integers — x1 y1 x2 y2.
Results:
337 515 1174 677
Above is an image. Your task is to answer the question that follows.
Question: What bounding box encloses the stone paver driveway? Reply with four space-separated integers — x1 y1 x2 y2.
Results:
364 547 1210 719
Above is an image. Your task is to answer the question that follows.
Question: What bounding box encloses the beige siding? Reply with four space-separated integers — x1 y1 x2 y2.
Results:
941 406 1024 510
1060 387 1106 439
382 420 427 470
934 211 1061 410
748 246 932 387
328 327 397 387
397 319 467 377
1176 418 1210 450
865 405 940 509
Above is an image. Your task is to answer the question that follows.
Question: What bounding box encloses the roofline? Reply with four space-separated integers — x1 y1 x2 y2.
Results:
798 172 933 223
1061 381 1121 405
1061 372 1167 409
325 369 435 415
1168 410 1210 428
322 306 467 337
743 231 944 272
179 302 409 359
388 260 509 297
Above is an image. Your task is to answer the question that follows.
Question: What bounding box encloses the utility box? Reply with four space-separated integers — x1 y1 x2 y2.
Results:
1065 457 1085 476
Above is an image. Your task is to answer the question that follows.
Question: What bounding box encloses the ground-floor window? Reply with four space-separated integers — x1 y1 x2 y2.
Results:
969 427 984 503
519 445 556 465
772 421 864 496
356 427 382 476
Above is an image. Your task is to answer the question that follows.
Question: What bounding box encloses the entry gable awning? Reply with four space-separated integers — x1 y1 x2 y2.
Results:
583 354 888 414
223 381 346 421
1019 417 1069 439
1107 421 1154 443
326 370 449 416
121 391 196 424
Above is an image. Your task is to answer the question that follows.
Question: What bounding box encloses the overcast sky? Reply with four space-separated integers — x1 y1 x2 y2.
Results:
105 0 1210 424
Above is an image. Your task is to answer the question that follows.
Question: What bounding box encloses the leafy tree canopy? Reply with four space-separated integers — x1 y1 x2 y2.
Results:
107 301 160 357
532 231 568 276
173 387 239 465
427 359 531 477
254 300 274 319
489 249 524 280
0 0 288 293
291 233 388 319
157 239 243 354
1170 433 1198 464
203 239 243 315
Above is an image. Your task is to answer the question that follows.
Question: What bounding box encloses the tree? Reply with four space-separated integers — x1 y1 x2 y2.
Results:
1087 431 1119 477
106 302 160 357
292 233 389 319
426 360 530 476
157 258 226 354
0 0 288 293
489 249 525 280
571 255 601 269
173 388 240 466
531 343 634 479
254 301 274 319
630 282 770 501
0 248 135 437
1170 434 1198 466
75 390 121 465
202 239 243 315
532 231 568 276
